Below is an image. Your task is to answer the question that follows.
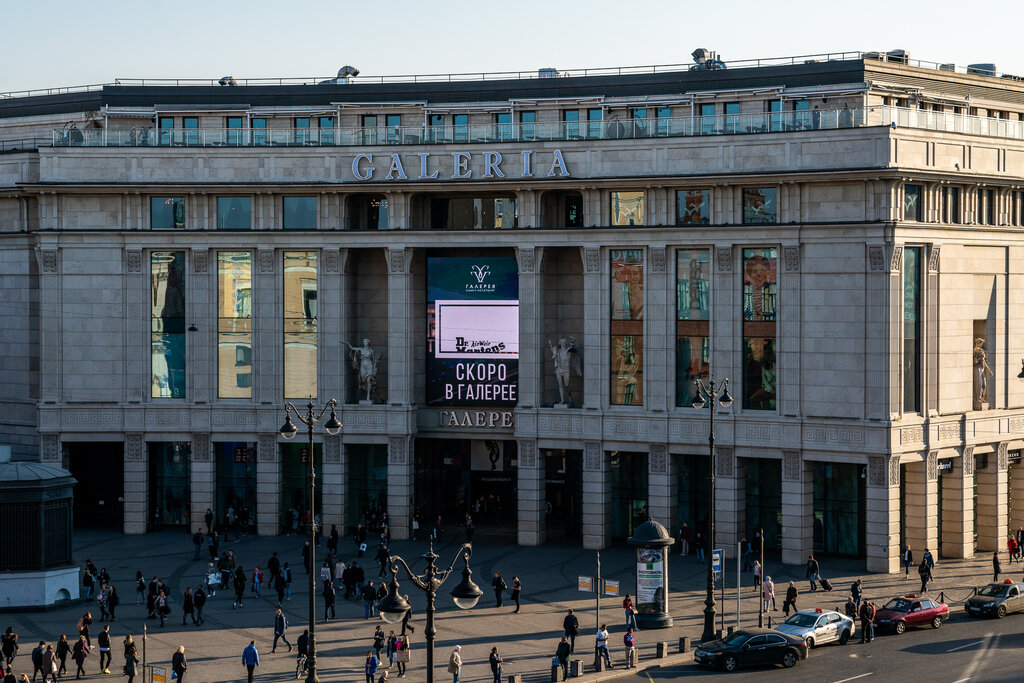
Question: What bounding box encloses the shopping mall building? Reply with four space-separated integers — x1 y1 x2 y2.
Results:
1 50 1023 572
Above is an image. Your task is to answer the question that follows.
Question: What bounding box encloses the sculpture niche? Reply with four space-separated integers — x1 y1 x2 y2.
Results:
548 336 582 408
346 338 383 404
973 337 993 410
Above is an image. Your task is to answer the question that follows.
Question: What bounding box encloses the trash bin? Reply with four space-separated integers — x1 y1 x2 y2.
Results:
551 663 562 681
570 660 584 677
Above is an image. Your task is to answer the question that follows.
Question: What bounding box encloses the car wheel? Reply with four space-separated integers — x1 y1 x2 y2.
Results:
839 629 850 645
805 637 815 649
997 605 1007 619
931 616 942 629
895 620 906 634
782 651 798 668
723 655 738 672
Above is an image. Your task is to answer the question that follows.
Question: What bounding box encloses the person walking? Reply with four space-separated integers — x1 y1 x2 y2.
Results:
372 626 386 660
595 624 612 669
623 628 637 669
193 586 206 625
563 609 580 653
182 587 196 626
71 636 88 680
97 625 112 675
488 647 502 683
241 640 259 683
284 562 293 601
323 580 336 621
156 593 170 627
903 544 913 577
401 596 415 635
805 555 820 591
555 636 571 680
55 636 69 678
252 566 263 598
783 581 798 616
385 632 398 669
446 646 462 683
510 576 522 614
858 600 876 643
97 583 110 622
694 531 706 562
29 641 44 683
77 613 92 647
762 575 775 612
851 579 863 609
171 646 187 683
274 570 287 608
1009 537 1019 564
271 608 292 653
362 581 377 619
679 522 690 556
267 552 281 586
491 571 506 607
622 594 638 630
135 572 146 606
923 547 936 569
395 634 410 678
918 559 932 593
1 629 17 670
375 541 390 579
107 586 120 621
233 566 246 609
993 551 1002 582
364 650 380 683
192 529 203 561
41 644 57 683
123 638 139 683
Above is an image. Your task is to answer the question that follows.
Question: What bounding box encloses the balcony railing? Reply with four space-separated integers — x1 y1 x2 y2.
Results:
47 107 1024 149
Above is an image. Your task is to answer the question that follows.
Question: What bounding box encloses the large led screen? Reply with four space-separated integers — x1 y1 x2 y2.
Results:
427 255 519 405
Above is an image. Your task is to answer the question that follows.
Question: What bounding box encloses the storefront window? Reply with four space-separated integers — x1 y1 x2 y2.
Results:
676 249 710 407
283 196 317 229
284 251 318 399
218 252 252 398
149 442 190 529
676 189 711 225
428 197 516 229
151 197 185 229
611 451 648 540
743 188 777 224
676 453 710 550
742 248 777 410
544 449 582 539
611 249 644 406
813 462 866 557
217 197 252 230
280 443 322 532
904 184 922 221
348 444 389 535
610 191 645 226
151 251 186 398
903 247 922 413
215 442 257 527
744 459 781 549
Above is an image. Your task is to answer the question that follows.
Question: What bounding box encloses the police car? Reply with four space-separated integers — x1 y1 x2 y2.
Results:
774 608 855 647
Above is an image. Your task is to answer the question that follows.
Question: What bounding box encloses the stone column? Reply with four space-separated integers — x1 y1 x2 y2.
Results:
256 433 280 536
580 247 603 409
582 441 610 549
1010 461 1024 540
646 246 670 412
715 447 743 558
904 452 939 559
864 244 890 420
190 433 214 529
780 451 813 566
387 435 413 541
647 444 676 531
866 455 901 573
124 433 147 534
385 248 414 405
516 248 544 408
977 443 1009 552
941 448 974 559
516 439 545 545
321 434 345 533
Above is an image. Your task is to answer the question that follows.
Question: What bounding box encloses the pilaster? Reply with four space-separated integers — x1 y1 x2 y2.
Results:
387 435 414 540
780 450 812 566
124 249 147 403
864 244 889 420
321 434 345 533
385 248 414 404
646 246 669 412
904 453 939 560
516 439 545 545
778 244 800 416
647 443 676 531
941 449 974 559
123 434 146 534
715 447 742 558
255 249 277 403
976 443 1009 552
256 433 280 536
866 455 901 573
516 247 544 408
582 441 610 549
320 249 345 403
580 247 603 409
190 433 214 527
190 248 211 403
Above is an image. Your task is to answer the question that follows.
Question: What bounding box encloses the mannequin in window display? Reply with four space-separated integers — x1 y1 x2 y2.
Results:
973 337 993 410
346 338 383 403
548 336 582 407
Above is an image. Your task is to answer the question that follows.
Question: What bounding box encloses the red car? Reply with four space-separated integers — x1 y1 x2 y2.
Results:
873 594 949 634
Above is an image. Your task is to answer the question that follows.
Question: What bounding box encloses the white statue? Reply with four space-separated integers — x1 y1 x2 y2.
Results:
973 337 993 410
548 336 582 407
346 338 382 403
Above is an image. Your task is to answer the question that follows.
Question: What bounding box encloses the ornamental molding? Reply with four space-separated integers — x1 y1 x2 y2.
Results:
888 456 900 487
126 250 142 273
867 456 885 487
323 249 341 274
518 439 538 469
388 436 408 465
714 446 734 477
649 443 668 474
191 433 210 462
125 433 145 461
963 446 975 476
211 411 257 427
537 415 584 435
926 450 938 481
41 250 58 273
802 425 866 446
258 250 274 274
649 247 667 274
927 246 941 272
998 442 1009 471
782 450 801 482
890 245 904 272
257 433 277 462
867 245 886 272
386 248 411 274
582 248 600 274
324 434 341 463
516 247 536 274
41 434 60 462
716 247 733 272
583 441 603 471
192 250 208 273
782 246 800 272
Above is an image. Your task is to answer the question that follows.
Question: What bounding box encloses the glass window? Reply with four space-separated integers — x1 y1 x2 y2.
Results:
453 114 469 143
215 442 257 519
348 194 389 230
676 189 711 225
904 184 922 221
565 194 583 227
361 115 378 145
611 191 645 226
676 249 710 408
347 444 388 534
217 197 252 230
158 116 174 145
251 117 267 146
903 247 922 413
318 116 335 144
768 100 783 132
151 251 186 398
742 247 778 411
428 197 516 229
182 117 199 145
283 196 317 230
385 114 401 144
631 107 648 137
151 196 186 229
700 104 716 135
519 111 535 141
792 99 810 129
724 102 739 133
429 114 446 143
227 116 244 145
610 452 648 539
218 252 252 398
564 109 580 138
813 462 866 557
284 251 318 399
610 249 644 406
655 106 671 136
985 189 995 225
294 117 310 144
743 187 777 224
496 112 512 141
587 108 603 139
148 443 191 528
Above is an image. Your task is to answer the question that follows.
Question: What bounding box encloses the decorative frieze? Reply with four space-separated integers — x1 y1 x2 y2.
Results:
126 250 142 273
257 433 277 462
867 456 885 487
211 411 257 427
191 433 210 462
782 246 800 272
867 245 886 272
125 433 145 461
888 455 900 487
803 425 866 446
716 247 733 272
323 250 340 273
386 248 410 274
782 450 801 482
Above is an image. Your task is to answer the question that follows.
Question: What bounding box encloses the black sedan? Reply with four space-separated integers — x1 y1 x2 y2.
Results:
693 628 808 671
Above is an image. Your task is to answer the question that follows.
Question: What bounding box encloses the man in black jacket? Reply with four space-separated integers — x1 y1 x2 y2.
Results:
171 646 187 683
267 552 281 585
562 609 580 653
492 571 506 607
30 641 44 683
858 601 875 643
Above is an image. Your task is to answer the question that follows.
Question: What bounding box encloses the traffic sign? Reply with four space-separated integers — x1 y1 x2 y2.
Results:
578 576 594 592
712 548 723 573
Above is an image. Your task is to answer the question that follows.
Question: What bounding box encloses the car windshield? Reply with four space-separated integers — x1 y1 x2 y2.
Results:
722 632 752 645
783 614 818 627
978 585 1008 597
883 599 911 611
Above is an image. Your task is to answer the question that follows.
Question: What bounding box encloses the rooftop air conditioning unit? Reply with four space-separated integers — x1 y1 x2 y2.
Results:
863 52 883 61
967 63 997 76
938 63 955 72
321 65 360 85
886 49 909 64
689 48 726 71
218 76 238 86
538 68 559 79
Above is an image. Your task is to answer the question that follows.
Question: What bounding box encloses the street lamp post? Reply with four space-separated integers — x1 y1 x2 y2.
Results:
279 398 342 683
376 540 483 683
691 377 732 643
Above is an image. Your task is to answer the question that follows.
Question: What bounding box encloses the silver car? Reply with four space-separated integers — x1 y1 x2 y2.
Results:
775 608 855 647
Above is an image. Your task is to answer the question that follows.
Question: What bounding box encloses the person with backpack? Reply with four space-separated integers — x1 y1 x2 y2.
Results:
251 566 263 598
364 650 380 683
271 609 292 653
562 608 580 653
29 642 44 683
323 581 336 622
858 601 876 643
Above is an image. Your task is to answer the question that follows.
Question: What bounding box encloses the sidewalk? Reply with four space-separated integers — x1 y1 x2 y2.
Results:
2 530 1014 682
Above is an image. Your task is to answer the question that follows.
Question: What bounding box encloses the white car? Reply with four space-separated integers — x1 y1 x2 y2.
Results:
775 608 855 647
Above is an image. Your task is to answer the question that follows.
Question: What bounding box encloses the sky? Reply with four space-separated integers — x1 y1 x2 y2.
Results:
1 0 1021 93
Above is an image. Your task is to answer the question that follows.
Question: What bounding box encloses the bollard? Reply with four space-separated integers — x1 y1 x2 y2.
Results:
594 659 605 673
715 629 723 640
570 660 583 678
767 614 773 628
657 642 668 658
550 664 562 682
679 636 690 653
508 675 522 683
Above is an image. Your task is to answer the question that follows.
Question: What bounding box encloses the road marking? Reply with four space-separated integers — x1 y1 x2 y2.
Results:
947 640 985 652
832 674 873 683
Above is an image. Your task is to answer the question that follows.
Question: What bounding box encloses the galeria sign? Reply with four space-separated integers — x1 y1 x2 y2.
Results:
439 410 515 429
351 150 569 181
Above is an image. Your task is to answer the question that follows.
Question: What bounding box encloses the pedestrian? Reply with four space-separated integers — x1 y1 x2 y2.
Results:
753 560 762 590
71 636 88 680
267 551 281 585
694 531 705 561
386 631 398 668
903 544 913 577
241 640 259 683
97 625 111 675
320 560 333 586
563 608 580 653
858 600 876 643
252 566 263 598
762 575 775 612
107 586 120 621
334 558 346 588
41 644 57 683
205 508 214 535
411 515 420 541
492 571 506 607
446 645 462 683
193 586 206 625
272 608 292 653
923 547 936 569
488 647 502 683
182 587 196 625
595 624 612 668
135 572 146 606
844 597 857 619
510 576 522 614
378 669 390 683
29 641 44 683
679 522 690 556
208 530 219 561
993 551 1002 582
55 636 69 678
82 569 94 601
372 625 386 659
395 634 410 678
1009 537 1019 564
622 594 638 630
123 637 139 683
171 646 187 683
918 559 932 593
284 562 293 600
323 580 336 621
851 579 863 609
433 516 444 543
465 515 475 543
296 630 308 678
1 629 17 670
97 584 109 622
623 627 637 668
156 593 170 627
363 581 377 619
375 542 390 579
555 636 571 680
740 536 752 571
77 612 92 647
328 524 340 558
805 555 820 591
783 581 798 616
233 566 246 609
192 528 203 561
364 650 380 683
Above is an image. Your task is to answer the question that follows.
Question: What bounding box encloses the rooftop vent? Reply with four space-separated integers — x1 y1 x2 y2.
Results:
218 75 238 86
689 48 726 71
939 63 955 72
886 49 909 64
538 68 559 79
967 63 997 76
319 65 360 85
